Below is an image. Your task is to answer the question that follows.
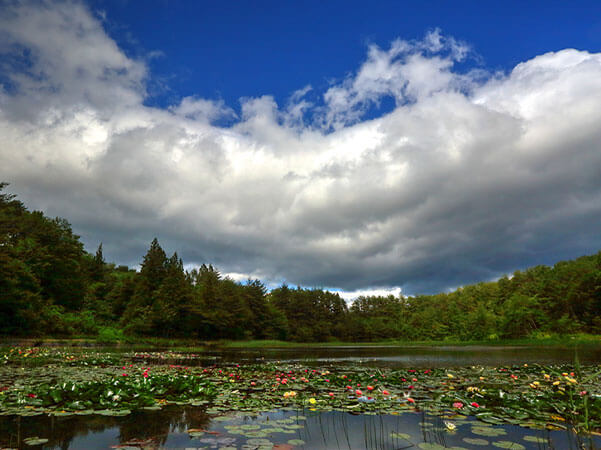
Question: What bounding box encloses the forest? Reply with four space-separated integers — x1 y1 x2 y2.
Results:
1 182 600 342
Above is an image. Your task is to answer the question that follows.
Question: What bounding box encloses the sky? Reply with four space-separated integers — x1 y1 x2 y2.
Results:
1 0 601 298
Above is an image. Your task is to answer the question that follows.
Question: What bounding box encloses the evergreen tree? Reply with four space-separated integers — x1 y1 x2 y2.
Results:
121 238 168 334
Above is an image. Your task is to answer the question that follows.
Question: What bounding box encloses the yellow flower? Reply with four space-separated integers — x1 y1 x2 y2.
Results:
444 421 456 431
308 398 317 404
553 381 560 386
447 373 454 379
543 374 550 379
283 391 297 399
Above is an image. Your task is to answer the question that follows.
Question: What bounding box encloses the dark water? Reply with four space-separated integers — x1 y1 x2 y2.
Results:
1 406 599 449
132 344 601 368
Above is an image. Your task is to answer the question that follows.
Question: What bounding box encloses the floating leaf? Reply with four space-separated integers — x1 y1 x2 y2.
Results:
492 441 526 449
390 432 411 440
418 443 446 450
471 426 506 437
523 435 547 443
23 437 49 446
463 437 489 446
246 438 273 446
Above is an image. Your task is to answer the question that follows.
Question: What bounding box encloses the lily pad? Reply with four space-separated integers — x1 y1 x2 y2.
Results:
462 437 489 445
390 432 411 440
523 435 547 443
418 443 446 450
246 438 273 446
23 437 49 446
471 426 506 437
492 441 526 449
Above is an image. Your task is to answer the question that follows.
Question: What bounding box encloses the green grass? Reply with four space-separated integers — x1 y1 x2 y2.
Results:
214 334 601 349
2 333 600 350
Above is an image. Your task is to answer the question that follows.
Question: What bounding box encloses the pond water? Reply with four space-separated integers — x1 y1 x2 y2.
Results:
1 405 598 449
166 344 601 368
1 345 600 449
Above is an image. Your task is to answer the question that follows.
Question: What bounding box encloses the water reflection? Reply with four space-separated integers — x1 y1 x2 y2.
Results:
1 406 599 449
131 345 601 368
0 407 211 449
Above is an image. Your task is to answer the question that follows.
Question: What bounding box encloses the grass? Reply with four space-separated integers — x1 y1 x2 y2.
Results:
217 334 601 349
2 333 600 350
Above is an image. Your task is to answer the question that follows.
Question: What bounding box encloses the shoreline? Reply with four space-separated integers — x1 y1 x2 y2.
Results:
1 334 600 350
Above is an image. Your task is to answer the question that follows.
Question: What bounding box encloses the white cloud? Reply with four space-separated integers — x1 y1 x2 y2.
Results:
336 287 403 303
1 1 601 294
170 97 235 123
320 29 472 129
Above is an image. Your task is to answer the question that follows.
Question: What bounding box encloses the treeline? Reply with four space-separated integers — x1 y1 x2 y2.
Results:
1 183 600 341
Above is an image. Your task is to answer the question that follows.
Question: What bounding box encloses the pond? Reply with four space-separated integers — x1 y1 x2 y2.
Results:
1 405 596 449
147 344 601 368
1 345 600 449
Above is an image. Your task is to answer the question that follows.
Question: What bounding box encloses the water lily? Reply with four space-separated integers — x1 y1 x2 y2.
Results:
283 391 296 399
452 401 463 408
444 421 456 431
308 397 317 404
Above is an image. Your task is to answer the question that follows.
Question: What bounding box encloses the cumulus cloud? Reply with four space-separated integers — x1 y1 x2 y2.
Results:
1 1 601 294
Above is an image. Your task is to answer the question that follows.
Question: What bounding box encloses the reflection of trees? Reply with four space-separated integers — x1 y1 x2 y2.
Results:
118 406 211 446
0 406 212 449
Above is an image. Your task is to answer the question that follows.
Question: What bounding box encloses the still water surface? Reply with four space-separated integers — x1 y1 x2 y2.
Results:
1 405 598 449
1 345 600 449
135 344 601 368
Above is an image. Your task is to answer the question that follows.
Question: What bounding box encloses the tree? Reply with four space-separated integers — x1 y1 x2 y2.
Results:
150 253 194 337
121 238 168 334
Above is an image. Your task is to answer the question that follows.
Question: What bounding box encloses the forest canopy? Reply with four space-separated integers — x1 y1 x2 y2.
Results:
1 183 600 341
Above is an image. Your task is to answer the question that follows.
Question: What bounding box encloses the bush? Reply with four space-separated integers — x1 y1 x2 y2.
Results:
97 326 125 343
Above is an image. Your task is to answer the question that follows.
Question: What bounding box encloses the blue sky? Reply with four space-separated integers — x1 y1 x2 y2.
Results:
1 0 601 298
92 0 601 114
